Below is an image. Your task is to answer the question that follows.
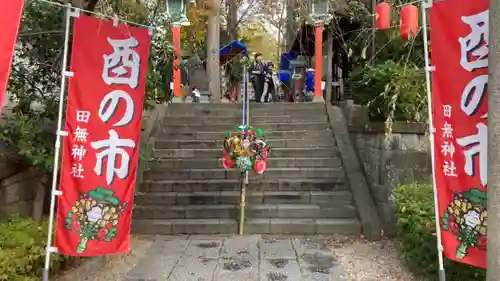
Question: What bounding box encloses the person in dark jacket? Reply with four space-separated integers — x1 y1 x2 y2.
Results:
250 53 266 103
262 61 276 103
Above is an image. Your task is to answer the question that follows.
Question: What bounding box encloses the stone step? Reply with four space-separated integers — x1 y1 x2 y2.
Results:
148 157 343 169
162 115 328 125
154 138 335 149
141 178 348 192
134 190 353 206
165 108 327 117
152 147 338 158
246 204 358 219
133 204 357 219
144 167 345 180
166 104 325 114
160 130 334 140
167 103 324 109
131 218 361 235
162 122 331 133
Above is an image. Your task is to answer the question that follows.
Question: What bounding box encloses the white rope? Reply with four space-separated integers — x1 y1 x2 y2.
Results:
36 0 159 31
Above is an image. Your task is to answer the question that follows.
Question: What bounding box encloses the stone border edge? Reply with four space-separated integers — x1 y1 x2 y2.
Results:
325 104 382 241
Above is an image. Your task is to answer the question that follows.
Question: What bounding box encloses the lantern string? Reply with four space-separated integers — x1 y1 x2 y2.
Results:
34 0 159 31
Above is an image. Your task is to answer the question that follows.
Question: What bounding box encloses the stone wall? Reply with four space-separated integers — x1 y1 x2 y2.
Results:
341 101 432 236
0 166 46 220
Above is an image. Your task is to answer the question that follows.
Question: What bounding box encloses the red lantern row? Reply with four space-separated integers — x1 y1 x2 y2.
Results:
375 2 419 40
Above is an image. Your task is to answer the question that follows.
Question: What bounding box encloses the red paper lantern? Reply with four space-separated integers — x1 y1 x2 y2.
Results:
400 4 419 40
376 2 391 30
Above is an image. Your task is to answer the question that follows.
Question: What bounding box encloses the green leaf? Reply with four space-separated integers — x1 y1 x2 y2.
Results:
107 227 118 239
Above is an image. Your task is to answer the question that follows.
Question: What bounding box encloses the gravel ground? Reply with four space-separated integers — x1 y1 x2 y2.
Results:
333 237 419 281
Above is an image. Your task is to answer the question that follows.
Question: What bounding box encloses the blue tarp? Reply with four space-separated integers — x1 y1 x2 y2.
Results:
219 41 247 64
279 52 298 71
305 69 315 91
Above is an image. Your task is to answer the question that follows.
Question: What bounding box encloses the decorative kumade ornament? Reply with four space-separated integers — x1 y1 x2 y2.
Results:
222 124 271 173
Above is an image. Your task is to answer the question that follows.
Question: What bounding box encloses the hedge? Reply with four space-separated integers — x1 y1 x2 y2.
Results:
0 215 73 281
393 184 486 281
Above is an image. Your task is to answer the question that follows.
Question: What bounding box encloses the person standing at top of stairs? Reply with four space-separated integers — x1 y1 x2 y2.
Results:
250 52 266 103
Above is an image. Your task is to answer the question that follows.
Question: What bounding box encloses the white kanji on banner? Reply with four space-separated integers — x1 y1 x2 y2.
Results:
459 10 489 72
91 129 136 185
102 37 141 88
98 90 135 126
456 122 487 186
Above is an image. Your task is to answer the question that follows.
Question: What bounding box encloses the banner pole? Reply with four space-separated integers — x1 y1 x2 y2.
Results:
421 1 446 280
245 62 249 203
43 4 77 281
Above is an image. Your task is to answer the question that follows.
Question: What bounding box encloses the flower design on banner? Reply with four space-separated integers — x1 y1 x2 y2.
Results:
440 188 487 259
222 125 271 173
64 187 128 253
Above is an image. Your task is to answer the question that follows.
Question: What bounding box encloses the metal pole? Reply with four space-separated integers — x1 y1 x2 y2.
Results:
487 0 500 278
421 1 445 280
245 64 249 186
43 4 75 281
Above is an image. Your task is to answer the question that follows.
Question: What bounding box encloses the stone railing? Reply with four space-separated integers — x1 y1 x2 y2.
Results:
136 102 168 188
341 101 431 237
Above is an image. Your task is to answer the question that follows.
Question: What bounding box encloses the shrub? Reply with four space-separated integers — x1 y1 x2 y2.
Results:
347 60 426 123
393 184 486 281
0 215 72 281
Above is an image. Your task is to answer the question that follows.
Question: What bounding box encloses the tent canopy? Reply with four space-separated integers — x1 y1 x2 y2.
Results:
219 40 247 64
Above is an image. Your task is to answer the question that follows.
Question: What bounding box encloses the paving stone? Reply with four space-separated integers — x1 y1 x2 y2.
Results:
297 250 348 281
184 238 223 259
259 238 296 260
260 259 302 281
125 240 189 280
291 237 334 256
169 257 219 281
215 236 261 281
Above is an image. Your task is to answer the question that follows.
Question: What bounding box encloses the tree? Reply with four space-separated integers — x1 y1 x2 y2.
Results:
239 23 279 61
206 0 221 101
1 0 174 171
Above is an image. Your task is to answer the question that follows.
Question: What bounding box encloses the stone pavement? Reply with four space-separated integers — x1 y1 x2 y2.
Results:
123 235 348 281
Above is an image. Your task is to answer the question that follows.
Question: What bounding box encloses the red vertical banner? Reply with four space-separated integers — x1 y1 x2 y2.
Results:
55 15 150 256
430 0 488 268
0 0 24 113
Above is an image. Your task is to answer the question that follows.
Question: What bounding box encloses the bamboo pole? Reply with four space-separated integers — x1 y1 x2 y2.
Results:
239 172 246 234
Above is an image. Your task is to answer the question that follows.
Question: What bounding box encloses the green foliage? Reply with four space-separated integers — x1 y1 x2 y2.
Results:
2 0 174 171
1 1 64 172
348 60 426 122
343 0 427 122
0 216 72 281
393 184 486 281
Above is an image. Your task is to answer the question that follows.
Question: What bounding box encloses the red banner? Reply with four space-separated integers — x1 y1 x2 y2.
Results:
55 15 150 256
430 0 488 268
0 0 24 113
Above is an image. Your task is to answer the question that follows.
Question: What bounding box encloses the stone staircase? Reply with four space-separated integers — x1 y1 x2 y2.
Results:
133 103 361 235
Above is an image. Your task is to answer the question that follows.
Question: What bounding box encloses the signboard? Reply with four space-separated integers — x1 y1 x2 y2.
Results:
55 15 151 256
430 0 488 268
